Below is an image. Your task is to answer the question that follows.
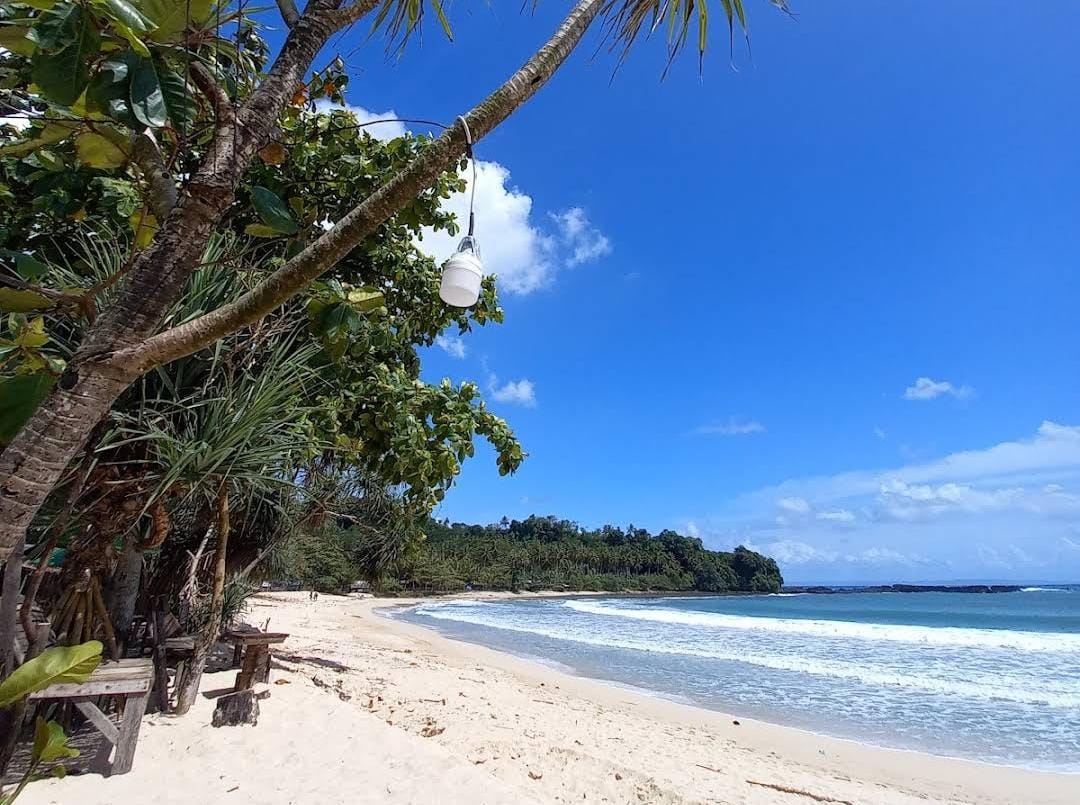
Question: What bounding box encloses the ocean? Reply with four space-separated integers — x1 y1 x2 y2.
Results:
398 587 1080 772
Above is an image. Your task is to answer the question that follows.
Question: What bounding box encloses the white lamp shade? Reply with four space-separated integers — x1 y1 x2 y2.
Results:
439 236 483 308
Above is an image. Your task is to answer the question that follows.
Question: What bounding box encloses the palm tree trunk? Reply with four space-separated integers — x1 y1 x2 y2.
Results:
174 485 230 715
107 540 144 650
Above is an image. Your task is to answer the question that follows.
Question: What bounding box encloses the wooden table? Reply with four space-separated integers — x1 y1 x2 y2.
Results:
223 631 288 690
27 658 153 775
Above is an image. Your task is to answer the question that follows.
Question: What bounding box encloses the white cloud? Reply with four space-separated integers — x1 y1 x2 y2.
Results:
874 426 887 440
843 547 929 566
694 422 1080 581
550 207 612 266
434 335 467 359
490 379 536 407
904 377 973 401
817 509 856 523
694 417 765 437
316 103 610 295
778 497 812 515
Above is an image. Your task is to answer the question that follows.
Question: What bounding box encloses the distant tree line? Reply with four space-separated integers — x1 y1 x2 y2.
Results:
378 516 783 594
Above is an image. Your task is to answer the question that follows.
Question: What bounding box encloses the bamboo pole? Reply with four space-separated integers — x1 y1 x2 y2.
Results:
90 578 119 659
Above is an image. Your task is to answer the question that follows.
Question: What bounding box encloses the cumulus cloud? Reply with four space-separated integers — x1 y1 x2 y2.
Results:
317 104 611 295
434 335 467 359
691 422 1080 581
694 417 765 437
490 379 537 407
904 377 973 401
550 207 612 266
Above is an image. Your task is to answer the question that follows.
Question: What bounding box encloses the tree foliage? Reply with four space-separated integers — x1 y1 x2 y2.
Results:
379 515 783 594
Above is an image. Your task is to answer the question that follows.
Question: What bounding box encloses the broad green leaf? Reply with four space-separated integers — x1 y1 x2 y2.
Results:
32 718 80 764
129 209 158 248
244 223 282 238
99 0 155 33
129 57 167 127
0 288 54 312
86 54 136 123
346 287 385 313
159 65 195 128
29 7 99 105
16 316 48 348
0 250 49 281
27 3 82 50
136 0 213 41
0 121 74 156
0 26 36 56
111 21 151 56
251 187 299 235
22 0 60 8
0 371 57 445
0 642 102 708
75 131 129 168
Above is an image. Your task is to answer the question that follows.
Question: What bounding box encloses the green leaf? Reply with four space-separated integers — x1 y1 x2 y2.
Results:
136 0 213 41
75 131 129 169
0 26 36 57
32 718 79 765
99 0 155 33
0 372 56 445
0 288 54 312
22 0 60 8
86 53 136 123
27 3 82 51
0 250 49 282
251 187 299 235
0 642 102 708
111 21 151 56
129 57 167 127
16 316 48 348
29 6 99 105
244 223 282 238
346 287 385 313
158 65 195 128
0 121 74 156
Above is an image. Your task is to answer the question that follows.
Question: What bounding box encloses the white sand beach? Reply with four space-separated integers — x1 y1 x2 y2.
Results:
20 592 1075 805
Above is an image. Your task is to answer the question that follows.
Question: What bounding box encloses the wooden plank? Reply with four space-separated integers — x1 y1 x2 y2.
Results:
110 691 149 775
164 636 195 651
224 631 289 645
151 611 170 713
31 677 152 699
73 701 120 745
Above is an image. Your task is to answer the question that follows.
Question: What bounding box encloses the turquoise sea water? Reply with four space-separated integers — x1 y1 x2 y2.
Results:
398 588 1080 772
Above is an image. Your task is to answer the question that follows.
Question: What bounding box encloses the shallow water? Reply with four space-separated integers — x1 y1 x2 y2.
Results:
399 588 1080 772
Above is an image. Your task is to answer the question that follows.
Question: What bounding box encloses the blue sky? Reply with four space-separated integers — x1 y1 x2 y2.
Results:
289 2 1080 582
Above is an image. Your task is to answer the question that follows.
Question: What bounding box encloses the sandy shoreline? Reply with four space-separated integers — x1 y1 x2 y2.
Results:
20 591 1075 804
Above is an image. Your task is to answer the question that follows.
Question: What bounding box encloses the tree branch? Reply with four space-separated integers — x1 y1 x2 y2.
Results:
125 0 604 371
276 0 300 27
130 130 177 220
335 0 379 28
189 62 235 126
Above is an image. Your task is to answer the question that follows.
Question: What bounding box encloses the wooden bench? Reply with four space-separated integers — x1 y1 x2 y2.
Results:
223 631 288 690
27 658 153 775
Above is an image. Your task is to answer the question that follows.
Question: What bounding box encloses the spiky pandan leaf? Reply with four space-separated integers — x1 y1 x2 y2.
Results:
601 0 791 73
369 0 454 51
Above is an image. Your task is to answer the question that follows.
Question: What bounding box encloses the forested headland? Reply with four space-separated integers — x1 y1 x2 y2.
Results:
280 515 783 594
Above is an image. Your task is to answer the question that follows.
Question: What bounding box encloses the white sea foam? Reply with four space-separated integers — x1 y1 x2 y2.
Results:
1020 586 1069 592
561 599 1080 653
413 604 1080 708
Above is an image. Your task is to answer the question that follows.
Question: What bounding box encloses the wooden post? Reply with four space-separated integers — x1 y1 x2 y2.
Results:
150 611 170 713
0 533 25 678
110 690 149 775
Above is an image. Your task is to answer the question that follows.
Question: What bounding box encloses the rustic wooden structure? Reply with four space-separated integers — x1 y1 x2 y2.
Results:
27 659 154 775
223 631 287 691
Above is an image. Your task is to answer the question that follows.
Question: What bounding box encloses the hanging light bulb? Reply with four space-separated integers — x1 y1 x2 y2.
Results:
440 116 484 308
